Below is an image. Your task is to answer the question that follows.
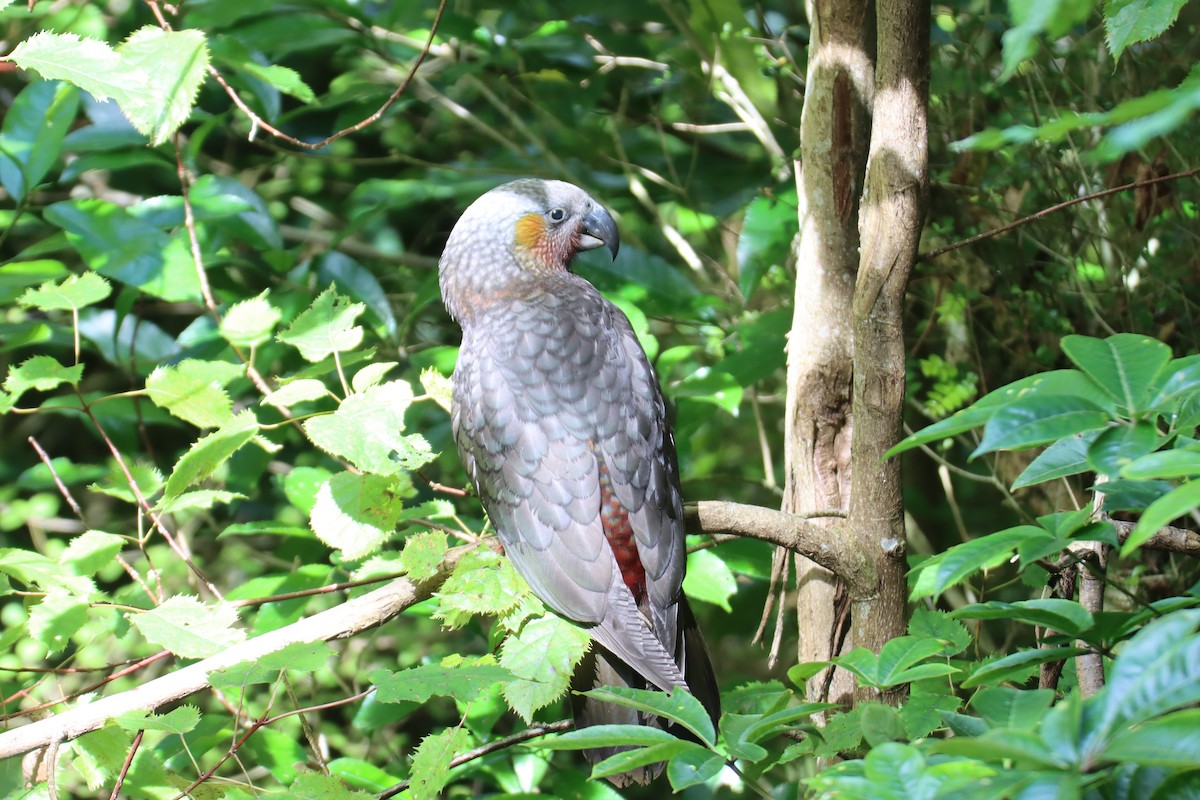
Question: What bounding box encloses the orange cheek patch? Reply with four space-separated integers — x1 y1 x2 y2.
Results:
515 213 546 252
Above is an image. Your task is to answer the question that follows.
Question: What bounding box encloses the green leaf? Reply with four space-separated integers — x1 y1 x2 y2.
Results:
18 272 111 312
1122 448 1200 480
1087 422 1162 476
128 595 246 658
1148 354 1200 411
1062 334 1173 413
62 530 126 576
910 526 1047 601
146 359 243 428
682 549 736 611
736 191 796 299
951 599 1095 638
156 489 244 514
212 642 334 689
408 727 471 800
501 614 590 721
4 355 84 402
115 705 200 734
236 62 316 103
419 367 454 414
44 199 201 302
672 367 743 415
590 740 701 781
163 410 259 500
971 686 1054 730
1104 0 1190 62
1124 480 1200 554
309 472 407 561
115 27 209 145
289 773 374 799
304 380 433 476
859 702 907 746
887 370 1110 458
28 590 89 654
580 686 716 746
400 530 449 582
433 547 529 628
538 724 681 750
1012 429 1102 489
351 362 397 393
836 636 955 689
1103 709 1200 767
3 32 129 104
0 80 80 202
263 379 330 409
907 608 972 657
220 290 281 347
369 664 514 705
667 748 726 790
1000 0 1097 82
973 395 1110 457
961 647 1089 688
278 285 365 362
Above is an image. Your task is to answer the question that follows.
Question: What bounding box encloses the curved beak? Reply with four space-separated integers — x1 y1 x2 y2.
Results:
578 203 620 261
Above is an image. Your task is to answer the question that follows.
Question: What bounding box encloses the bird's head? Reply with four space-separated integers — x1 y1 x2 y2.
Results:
439 178 620 323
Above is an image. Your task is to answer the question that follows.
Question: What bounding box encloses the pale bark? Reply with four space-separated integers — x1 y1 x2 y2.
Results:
785 0 873 702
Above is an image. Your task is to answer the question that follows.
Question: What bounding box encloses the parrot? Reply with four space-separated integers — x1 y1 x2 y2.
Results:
438 178 720 784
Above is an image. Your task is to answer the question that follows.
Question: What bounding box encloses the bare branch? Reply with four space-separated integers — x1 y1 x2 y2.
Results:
0 550 463 760
685 501 854 577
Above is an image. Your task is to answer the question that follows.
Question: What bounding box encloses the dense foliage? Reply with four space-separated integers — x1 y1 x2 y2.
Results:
0 0 1198 798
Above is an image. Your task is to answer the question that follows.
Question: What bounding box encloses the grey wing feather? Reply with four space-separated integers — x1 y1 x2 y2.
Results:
452 275 688 692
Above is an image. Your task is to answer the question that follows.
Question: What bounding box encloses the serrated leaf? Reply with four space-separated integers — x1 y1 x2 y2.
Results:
18 272 111 312
581 686 716 746
3 32 130 105
433 547 529 628
408 727 471 800
156 489 244 514
907 608 972 657
303 381 433 476
211 642 335 689
263 379 330 409
1105 0 1190 62
400 530 449 582
128 595 246 658
351 362 397 393
369 664 514 705
0 547 95 597
163 410 259 499
116 27 210 145
278 286 365 362
28 590 89 655
115 705 200 734
90 460 164 505
682 548 736 611
220 291 281 347
501 614 590 721
4 355 84 401
420 367 454 414
62 530 125 576
146 359 243 428
309 472 407 561
289 773 374 800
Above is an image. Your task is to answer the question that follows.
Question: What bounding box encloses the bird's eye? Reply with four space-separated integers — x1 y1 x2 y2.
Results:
548 208 567 223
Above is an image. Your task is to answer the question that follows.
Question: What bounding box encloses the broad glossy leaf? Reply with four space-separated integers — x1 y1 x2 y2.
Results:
910 526 1047 601
1012 429 1100 489
1103 709 1200 767
952 599 1094 637
1123 480 1200 554
1062 334 1172 413
537 724 680 750
973 395 1110 457
0 80 79 202
961 646 1089 688
667 748 725 790
1122 448 1200 480
581 686 716 746
1087 422 1161 475
1148 354 1200 412
590 740 701 781
971 687 1055 730
683 548 736 611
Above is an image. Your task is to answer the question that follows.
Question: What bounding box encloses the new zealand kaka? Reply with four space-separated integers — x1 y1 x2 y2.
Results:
439 178 720 784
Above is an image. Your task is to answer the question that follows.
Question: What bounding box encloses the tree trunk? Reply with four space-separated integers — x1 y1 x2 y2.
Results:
784 0 928 700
